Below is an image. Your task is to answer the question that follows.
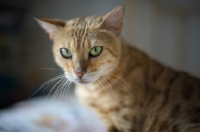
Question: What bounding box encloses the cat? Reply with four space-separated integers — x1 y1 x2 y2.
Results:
35 4 200 132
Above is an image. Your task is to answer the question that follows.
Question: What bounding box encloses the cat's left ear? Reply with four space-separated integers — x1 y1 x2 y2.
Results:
35 18 66 40
101 4 125 36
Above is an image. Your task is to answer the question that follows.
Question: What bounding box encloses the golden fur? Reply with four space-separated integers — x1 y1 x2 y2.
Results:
36 4 200 132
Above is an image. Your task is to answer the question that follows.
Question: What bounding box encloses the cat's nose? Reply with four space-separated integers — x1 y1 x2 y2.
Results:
75 71 85 79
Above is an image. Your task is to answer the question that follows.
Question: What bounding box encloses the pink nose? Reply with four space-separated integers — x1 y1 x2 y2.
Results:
75 71 85 78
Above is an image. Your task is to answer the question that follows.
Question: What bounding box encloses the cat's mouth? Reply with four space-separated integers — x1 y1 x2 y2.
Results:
75 79 91 84
65 73 95 85
78 80 89 84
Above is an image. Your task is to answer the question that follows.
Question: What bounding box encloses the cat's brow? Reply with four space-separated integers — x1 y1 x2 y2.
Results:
73 21 90 49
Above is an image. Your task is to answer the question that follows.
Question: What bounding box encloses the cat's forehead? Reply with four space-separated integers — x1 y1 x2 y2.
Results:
66 16 103 28
61 16 106 45
58 16 113 49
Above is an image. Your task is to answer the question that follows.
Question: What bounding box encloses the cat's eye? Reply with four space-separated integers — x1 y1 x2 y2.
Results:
89 46 102 57
60 48 72 59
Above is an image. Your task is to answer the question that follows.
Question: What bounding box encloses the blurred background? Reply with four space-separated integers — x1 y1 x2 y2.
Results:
0 0 200 109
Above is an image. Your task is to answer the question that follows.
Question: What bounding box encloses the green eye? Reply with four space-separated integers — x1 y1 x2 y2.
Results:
60 48 72 59
89 46 102 57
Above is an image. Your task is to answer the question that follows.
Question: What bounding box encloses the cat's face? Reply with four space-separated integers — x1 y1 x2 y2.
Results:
36 5 125 86
53 17 121 85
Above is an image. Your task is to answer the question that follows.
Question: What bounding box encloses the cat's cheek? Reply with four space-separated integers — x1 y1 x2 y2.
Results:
99 62 116 75
58 60 74 74
53 56 63 68
64 73 75 82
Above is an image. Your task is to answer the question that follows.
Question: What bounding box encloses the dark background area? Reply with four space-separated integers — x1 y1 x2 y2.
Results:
0 0 200 109
0 0 123 109
0 0 44 108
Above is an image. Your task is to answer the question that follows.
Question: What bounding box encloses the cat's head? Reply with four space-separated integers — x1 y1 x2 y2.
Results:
36 4 125 85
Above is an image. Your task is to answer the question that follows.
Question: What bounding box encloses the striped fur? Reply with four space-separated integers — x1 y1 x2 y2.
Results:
36 4 200 132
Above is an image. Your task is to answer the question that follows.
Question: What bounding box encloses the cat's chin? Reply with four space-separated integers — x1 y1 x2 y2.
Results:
76 80 90 84
74 79 93 85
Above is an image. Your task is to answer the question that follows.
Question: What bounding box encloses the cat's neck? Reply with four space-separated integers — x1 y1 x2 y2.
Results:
110 38 149 78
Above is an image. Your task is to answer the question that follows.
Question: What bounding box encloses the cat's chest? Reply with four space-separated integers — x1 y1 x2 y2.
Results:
75 83 137 114
75 84 98 101
75 84 109 106
75 84 145 131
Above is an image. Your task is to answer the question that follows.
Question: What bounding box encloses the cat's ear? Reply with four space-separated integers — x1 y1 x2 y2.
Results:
35 18 66 40
101 4 125 36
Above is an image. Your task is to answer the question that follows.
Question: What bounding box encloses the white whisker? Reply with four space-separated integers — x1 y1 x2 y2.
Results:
61 80 70 102
103 76 135 99
65 81 72 102
47 78 66 99
28 74 65 99
50 78 67 102
43 75 65 92
57 79 69 102
102 73 136 94
32 66 63 71
96 79 112 111
98 77 122 113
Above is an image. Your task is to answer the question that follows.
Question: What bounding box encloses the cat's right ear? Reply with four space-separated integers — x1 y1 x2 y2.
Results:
34 18 66 40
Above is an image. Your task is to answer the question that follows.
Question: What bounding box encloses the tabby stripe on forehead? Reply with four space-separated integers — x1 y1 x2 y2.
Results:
74 26 79 48
73 22 88 49
80 22 88 48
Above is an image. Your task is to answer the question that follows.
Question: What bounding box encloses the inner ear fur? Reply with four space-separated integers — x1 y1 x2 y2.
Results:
37 18 66 27
101 4 125 36
35 18 66 40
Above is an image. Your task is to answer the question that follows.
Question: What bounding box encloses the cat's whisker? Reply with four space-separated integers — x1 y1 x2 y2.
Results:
103 79 123 113
62 80 71 102
96 79 112 112
62 81 68 101
103 76 135 100
50 78 67 102
102 73 137 94
57 79 69 102
65 82 72 101
43 75 66 92
43 75 65 86
29 74 65 99
99 77 123 113
50 81 63 102
47 78 66 99
59 80 67 102
32 66 63 71
61 81 67 101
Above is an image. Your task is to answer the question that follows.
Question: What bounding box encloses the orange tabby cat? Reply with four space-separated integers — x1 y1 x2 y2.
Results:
36 4 200 132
